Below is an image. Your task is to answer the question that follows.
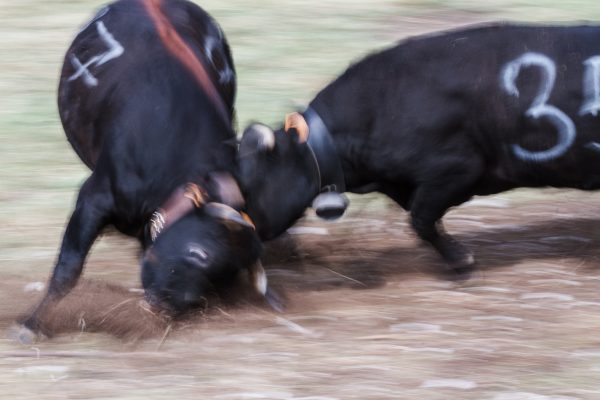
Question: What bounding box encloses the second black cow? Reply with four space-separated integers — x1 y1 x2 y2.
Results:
21 0 267 339
239 23 600 278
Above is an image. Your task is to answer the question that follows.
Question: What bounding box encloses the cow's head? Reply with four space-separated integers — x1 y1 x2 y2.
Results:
237 120 322 240
141 191 262 315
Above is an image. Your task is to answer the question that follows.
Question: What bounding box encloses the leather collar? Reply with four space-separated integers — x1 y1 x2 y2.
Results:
148 183 207 242
147 172 251 242
303 107 346 194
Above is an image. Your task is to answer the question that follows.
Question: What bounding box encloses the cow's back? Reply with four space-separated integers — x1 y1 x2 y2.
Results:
312 24 600 191
58 0 236 170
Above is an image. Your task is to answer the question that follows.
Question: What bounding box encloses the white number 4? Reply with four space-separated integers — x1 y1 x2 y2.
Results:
68 21 124 87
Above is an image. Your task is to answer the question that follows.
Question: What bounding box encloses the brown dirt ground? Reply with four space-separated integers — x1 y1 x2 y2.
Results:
3 190 600 399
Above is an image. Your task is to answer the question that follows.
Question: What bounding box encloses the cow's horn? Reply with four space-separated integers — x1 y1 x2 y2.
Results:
249 260 268 296
249 261 285 312
244 123 275 151
284 112 309 143
204 202 254 229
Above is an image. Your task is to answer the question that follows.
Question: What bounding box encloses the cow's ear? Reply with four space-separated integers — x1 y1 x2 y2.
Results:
204 202 255 231
284 112 309 143
240 123 275 153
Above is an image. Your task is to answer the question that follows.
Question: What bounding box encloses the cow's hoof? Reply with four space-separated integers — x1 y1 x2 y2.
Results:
448 266 474 282
442 256 476 282
444 251 476 281
6 324 46 345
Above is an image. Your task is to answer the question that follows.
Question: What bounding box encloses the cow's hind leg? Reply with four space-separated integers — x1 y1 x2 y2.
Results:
16 175 112 342
409 161 482 279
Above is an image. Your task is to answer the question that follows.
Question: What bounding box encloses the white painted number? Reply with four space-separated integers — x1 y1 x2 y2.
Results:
501 53 600 161
580 56 600 117
581 56 600 151
501 52 576 162
68 21 124 87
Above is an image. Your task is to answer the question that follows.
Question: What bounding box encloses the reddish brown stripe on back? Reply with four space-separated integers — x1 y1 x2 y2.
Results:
141 0 230 124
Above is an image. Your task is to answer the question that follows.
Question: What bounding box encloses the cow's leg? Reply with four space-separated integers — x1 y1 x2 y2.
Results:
18 176 112 341
408 163 481 279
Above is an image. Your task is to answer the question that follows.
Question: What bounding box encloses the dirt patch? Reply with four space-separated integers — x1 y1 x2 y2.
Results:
3 191 600 399
2 281 166 341
5 192 600 340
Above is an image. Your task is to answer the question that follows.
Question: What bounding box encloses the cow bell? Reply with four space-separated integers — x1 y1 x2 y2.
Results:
311 192 349 220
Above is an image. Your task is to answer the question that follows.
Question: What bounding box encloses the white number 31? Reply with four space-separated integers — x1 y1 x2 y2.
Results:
501 52 600 162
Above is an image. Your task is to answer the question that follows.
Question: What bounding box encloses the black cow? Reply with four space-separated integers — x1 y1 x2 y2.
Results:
239 23 600 278
19 0 267 340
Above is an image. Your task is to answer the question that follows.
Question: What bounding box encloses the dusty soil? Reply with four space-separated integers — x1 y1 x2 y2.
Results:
2 190 600 399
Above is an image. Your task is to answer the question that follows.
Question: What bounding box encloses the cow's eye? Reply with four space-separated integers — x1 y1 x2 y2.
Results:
187 245 209 267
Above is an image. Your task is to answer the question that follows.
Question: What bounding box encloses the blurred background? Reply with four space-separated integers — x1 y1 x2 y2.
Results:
3 1 600 399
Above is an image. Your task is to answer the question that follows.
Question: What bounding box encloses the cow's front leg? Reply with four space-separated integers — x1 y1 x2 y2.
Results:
16 178 112 342
408 165 481 279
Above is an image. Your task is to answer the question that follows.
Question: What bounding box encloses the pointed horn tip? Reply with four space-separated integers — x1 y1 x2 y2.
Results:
249 261 267 295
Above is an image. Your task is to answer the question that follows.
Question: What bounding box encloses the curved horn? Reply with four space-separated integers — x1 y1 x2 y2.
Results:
242 123 275 151
249 260 285 312
249 260 267 296
204 202 255 229
284 112 309 143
